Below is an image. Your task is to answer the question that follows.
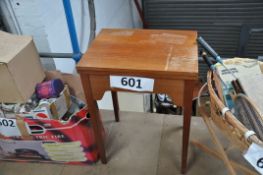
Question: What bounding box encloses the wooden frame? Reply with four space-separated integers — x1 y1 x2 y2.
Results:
77 29 199 173
192 106 257 175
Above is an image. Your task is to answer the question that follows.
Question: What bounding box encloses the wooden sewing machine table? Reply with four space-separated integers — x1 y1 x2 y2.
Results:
77 28 198 174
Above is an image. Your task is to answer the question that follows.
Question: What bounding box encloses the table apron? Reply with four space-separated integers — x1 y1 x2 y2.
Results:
87 74 185 106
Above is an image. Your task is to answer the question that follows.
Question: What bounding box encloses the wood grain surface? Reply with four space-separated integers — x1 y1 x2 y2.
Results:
77 29 198 80
77 29 199 173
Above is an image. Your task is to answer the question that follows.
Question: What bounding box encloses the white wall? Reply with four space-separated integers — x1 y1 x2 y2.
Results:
44 0 142 74
1 0 145 112
38 0 91 74
0 0 51 52
95 0 141 31
90 0 144 111
0 0 56 70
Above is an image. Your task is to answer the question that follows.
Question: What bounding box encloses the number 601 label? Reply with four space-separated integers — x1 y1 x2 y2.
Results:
110 76 154 92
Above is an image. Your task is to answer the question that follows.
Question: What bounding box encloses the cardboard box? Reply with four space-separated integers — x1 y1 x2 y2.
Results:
45 71 86 102
214 58 262 109
17 86 71 120
0 108 101 164
49 85 72 119
0 31 45 103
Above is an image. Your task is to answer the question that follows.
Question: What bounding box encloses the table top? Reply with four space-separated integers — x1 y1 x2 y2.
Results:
77 29 198 80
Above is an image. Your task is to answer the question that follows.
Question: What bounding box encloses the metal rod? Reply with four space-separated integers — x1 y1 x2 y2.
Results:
39 52 74 58
62 0 82 62
87 0 96 46
201 51 227 88
198 36 237 79
133 0 148 28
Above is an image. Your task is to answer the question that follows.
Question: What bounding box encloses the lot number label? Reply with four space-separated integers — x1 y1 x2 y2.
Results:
0 118 21 137
244 143 263 174
110 76 154 92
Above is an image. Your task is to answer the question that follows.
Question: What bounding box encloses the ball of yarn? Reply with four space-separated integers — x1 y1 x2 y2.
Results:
36 79 64 99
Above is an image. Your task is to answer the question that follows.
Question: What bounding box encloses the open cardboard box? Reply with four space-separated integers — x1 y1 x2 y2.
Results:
0 70 85 121
45 71 86 103
19 85 71 120
49 85 71 119
0 108 100 164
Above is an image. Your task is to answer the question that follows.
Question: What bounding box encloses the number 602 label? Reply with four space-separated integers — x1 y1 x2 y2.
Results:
0 118 22 137
110 76 154 92
0 118 15 127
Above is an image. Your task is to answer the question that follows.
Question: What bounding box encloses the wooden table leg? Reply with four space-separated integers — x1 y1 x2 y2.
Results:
181 80 195 174
80 75 107 164
111 91 120 122
198 106 237 175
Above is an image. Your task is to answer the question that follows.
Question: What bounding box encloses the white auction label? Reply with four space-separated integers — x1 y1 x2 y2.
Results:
110 76 154 92
0 118 21 137
243 143 263 174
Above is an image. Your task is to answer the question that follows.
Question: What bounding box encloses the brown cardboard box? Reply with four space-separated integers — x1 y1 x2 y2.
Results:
0 86 71 120
0 31 45 103
50 85 72 119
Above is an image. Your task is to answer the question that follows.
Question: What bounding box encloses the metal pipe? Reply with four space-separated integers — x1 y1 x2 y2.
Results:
62 0 82 62
87 0 96 46
133 0 148 28
39 52 74 58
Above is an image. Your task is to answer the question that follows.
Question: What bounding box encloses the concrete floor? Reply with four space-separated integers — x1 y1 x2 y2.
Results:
0 110 255 175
